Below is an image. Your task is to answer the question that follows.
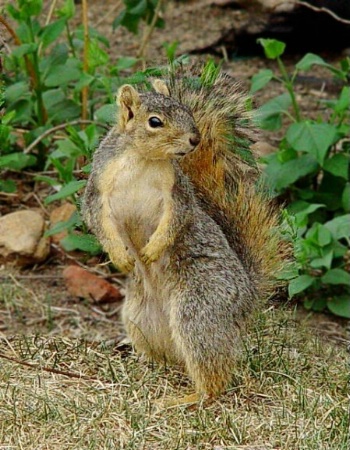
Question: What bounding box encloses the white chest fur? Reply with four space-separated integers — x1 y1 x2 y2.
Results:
100 152 175 251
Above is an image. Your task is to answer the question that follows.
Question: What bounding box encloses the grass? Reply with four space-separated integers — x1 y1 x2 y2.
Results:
0 274 349 449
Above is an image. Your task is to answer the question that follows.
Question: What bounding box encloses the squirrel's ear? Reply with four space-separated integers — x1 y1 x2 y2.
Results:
152 79 170 97
117 85 141 131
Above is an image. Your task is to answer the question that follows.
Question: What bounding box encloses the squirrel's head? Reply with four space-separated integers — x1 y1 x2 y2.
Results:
116 82 201 160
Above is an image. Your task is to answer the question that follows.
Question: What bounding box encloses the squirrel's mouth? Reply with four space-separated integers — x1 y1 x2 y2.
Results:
175 147 196 157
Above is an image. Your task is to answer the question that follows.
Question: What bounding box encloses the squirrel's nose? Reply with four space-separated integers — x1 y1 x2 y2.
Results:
189 135 200 147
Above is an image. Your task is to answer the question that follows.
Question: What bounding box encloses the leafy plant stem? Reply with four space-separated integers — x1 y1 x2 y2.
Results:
23 120 109 155
0 15 20 44
65 22 77 58
277 57 301 122
81 0 89 125
137 0 163 65
26 18 47 126
37 0 59 57
0 15 38 91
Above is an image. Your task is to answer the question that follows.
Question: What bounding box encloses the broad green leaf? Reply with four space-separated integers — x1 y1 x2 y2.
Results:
44 62 82 87
306 223 332 247
286 122 337 165
288 274 315 297
45 180 86 204
327 296 350 319
11 42 38 58
0 180 16 193
40 19 66 49
113 10 140 34
250 69 274 93
322 268 350 285
296 53 326 71
256 93 292 130
43 88 65 111
94 104 117 124
47 99 80 123
43 88 80 122
342 183 350 212
45 210 81 237
324 214 350 240
50 139 81 159
264 153 318 191
5 81 30 104
0 153 36 170
1 110 16 126
16 0 43 18
129 0 147 15
323 153 349 179
296 53 346 79
8 99 33 125
60 233 102 254
257 38 286 59
88 40 109 70
304 297 327 312
40 43 69 77
288 201 325 216
115 57 138 71
0 125 11 149
74 73 95 92
333 86 350 114
310 248 333 269
6 5 21 21
293 202 325 228
57 0 75 19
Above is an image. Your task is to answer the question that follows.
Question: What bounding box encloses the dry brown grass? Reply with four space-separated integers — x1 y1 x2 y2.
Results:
0 272 349 450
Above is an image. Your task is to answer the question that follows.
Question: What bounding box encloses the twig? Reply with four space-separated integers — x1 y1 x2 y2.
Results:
95 0 123 27
0 352 100 381
0 15 37 89
81 0 89 124
269 1 350 25
137 0 164 64
38 0 59 56
0 275 64 280
23 119 109 154
296 1 350 25
0 15 21 45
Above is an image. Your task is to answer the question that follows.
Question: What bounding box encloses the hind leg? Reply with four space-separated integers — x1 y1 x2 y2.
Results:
168 276 246 398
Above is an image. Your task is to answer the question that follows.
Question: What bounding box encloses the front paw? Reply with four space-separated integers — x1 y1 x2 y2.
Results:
140 239 166 265
110 250 135 273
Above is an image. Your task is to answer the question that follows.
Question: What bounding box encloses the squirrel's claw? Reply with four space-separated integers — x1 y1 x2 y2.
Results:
111 252 135 273
140 240 164 265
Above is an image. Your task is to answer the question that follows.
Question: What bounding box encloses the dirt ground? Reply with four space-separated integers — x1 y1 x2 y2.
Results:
0 0 348 345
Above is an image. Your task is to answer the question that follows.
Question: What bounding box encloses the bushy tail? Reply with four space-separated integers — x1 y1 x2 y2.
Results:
166 65 291 299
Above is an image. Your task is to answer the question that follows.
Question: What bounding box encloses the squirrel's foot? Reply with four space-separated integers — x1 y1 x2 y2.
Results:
140 239 166 265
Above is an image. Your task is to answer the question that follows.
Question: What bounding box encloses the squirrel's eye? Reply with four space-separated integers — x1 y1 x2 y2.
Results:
148 116 163 128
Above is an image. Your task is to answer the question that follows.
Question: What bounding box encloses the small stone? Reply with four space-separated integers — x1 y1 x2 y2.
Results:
251 140 277 157
0 210 50 266
63 265 123 304
49 203 76 244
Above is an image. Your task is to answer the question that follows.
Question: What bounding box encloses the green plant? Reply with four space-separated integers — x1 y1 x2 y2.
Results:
113 0 165 35
0 0 142 253
252 39 350 318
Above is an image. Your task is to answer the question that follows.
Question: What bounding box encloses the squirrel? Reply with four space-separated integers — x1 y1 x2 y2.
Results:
82 68 290 402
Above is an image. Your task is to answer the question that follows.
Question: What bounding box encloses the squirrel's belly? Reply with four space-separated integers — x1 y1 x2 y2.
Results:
108 184 163 250
122 277 181 364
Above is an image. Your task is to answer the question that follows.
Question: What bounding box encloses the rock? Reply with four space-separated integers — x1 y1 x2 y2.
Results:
63 265 123 304
0 210 50 266
251 141 277 157
49 203 76 244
